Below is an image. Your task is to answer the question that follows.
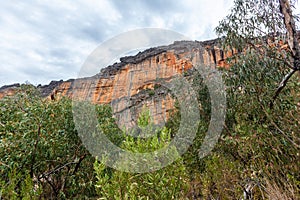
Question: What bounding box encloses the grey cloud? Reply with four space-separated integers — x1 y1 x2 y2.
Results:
0 0 236 86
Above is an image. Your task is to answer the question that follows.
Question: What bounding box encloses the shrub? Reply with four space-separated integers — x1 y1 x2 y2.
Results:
0 85 97 199
94 109 189 199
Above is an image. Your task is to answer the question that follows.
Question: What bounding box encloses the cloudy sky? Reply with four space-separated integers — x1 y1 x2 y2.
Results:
0 0 298 87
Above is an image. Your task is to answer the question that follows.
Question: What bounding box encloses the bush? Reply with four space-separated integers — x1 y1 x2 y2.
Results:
165 50 300 199
94 109 189 199
214 49 300 198
0 85 97 199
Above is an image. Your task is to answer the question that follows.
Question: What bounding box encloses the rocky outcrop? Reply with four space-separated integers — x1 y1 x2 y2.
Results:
0 83 20 99
0 38 232 128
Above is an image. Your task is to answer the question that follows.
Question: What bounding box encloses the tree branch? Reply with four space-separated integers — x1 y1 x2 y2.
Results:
270 69 297 108
72 154 87 175
270 0 300 108
39 161 78 179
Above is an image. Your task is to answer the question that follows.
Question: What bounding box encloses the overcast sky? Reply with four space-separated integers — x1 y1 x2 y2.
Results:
0 0 299 87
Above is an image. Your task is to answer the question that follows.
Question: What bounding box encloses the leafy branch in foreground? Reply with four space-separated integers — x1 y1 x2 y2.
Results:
94 109 189 199
0 85 97 199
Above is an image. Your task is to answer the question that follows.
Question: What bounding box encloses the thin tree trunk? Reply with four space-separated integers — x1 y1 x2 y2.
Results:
271 0 300 108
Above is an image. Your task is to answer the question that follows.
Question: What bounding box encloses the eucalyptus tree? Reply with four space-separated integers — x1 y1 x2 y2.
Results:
213 1 300 199
216 0 300 107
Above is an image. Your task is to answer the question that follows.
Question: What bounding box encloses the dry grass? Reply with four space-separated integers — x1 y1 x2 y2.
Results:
264 178 297 200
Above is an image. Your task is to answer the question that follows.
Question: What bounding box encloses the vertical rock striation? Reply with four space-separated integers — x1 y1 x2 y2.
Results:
0 39 232 127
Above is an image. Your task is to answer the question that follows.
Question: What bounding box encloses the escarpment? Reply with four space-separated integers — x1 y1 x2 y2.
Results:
0 39 234 128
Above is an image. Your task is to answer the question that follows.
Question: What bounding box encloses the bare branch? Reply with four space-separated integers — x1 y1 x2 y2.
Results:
270 69 297 108
39 161 77 179
270 0 300 107
72 154 87 175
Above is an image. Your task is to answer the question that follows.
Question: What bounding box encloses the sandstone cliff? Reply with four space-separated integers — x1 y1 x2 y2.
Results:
0 38 233 128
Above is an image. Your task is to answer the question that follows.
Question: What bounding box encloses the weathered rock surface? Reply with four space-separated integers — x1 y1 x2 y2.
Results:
0 83 20 99
0 38 232 128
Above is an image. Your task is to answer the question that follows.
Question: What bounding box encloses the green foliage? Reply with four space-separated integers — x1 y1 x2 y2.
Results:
95 104 124 146
0 166 42 200
170 57 300 198
137 107 151 128
211 1 300 198
216 0 287 51
94 110 189 199
147 89 155 96
1 2 300 198
166 72 211 174
0 85 97 199
200 154 243 199
162 2 300 198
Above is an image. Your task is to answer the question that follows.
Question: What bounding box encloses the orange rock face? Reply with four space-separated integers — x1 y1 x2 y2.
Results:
0 39 230 128
0 84 20 99
0 87 18 99
50 40 227 128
